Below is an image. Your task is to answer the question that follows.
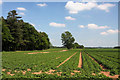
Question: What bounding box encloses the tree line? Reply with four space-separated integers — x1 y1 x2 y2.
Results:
2 10 50 51
2 10 84 51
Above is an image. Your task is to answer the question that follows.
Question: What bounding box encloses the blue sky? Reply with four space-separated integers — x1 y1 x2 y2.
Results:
2 2 118 47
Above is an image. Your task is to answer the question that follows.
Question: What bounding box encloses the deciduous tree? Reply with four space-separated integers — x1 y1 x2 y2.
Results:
61 31 75 49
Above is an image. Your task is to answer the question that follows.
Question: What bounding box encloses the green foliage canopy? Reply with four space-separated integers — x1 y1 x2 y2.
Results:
61 31 75 49
2 10 50 51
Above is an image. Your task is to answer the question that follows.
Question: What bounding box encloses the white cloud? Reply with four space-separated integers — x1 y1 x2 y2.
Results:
65 1 115 14
79 24 109 29
107 29 118 33
37 3 47 7
49 22 66 27
100 29 119 35
97 3 115 12
0 0 2 4
79 25 85 28
65 16 76 20
100 32 108 35
18 12 25 15
65 1 97 14
87 24 109 29
17 7 26 11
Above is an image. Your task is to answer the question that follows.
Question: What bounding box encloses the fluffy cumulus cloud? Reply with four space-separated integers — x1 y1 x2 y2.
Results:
87 24 109 29
65 1 115 14
97 3 115 12
18 12 25 15
65 16 76 20
100 29 119 35
79 24 109 29
49 22 66 27
37 3 47 7
79 25 85 28
17 7 26 11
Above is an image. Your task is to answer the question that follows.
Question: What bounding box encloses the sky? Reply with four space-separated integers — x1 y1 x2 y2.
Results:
1 2 119 47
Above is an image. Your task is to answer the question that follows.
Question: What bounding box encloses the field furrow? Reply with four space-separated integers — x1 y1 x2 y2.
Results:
78 52 82 68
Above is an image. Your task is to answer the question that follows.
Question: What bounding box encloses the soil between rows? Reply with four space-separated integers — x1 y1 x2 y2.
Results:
78 52 82 68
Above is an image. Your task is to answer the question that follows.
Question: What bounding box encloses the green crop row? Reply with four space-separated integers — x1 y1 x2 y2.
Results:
84 49 119 59
2 48 119 79
82 51 102 74
85 50 120 75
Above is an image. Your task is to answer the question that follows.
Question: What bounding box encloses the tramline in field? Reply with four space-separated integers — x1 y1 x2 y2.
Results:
2 48 120 79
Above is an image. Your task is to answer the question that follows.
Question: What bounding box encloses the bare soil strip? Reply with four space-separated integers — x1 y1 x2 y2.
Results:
27 50 68 54
57 52 77 68
27 52 49 54
32 71 42 74
78 52 82 68
54 50 68 52
87 53 119 79
60 50 68 52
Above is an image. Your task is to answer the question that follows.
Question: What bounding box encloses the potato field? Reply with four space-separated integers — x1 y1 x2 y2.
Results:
2 48 120 80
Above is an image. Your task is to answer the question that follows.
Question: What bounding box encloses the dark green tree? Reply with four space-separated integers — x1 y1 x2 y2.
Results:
73 42 79 48
73 42 84 49
2 17 14 51
2 10 51 51
61 31 75 49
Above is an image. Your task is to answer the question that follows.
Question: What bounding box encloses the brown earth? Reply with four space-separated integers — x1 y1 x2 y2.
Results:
71 72 75 75
99 71 119 79
32 71 42 74
56 56 61 59
92 73 96 76
45 69 56 74
27 69 31 71
27 52 49 54
57 52 77 68
27 50 67 54
78 52 82 68
22 71 26 75
74 70 81 73
2 69 6 71
54 50 68 52
7 72 15 76
60 50 68 52
31 70 62 76
56 72 62 76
